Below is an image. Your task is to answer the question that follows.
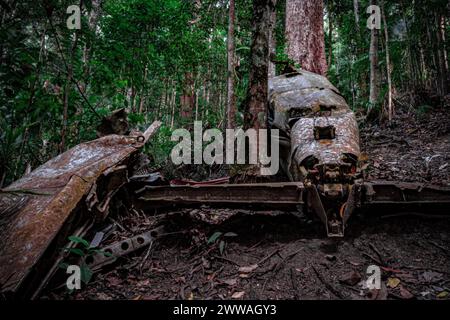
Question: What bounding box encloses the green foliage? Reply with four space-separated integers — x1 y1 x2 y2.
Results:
145 125 177 166
207 231 223 244
1 0 446 186
416 105 432 119
207 231 238 255
62 235 114 285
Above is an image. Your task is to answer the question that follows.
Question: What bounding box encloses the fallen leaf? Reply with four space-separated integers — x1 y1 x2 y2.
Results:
137 279 150 287
339 271 362 286
396 272 418 284
231 291 245 299
202 257 211 269
106 276 123 286
222 278 238 286
224 232 238 237
387 277 401 288
96 292 112 300
358 153 369 162
325 254 336 261
421 271 443 283
437 291 449 299
238 264 258 273
399 285 414 299
368 283 388 300
381 266 403 274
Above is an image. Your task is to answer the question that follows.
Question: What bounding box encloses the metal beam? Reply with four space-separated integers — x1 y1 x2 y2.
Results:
361 181 450 215
136 182 305 207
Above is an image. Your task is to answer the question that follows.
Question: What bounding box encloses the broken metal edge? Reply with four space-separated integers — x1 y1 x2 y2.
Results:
0 122 161 299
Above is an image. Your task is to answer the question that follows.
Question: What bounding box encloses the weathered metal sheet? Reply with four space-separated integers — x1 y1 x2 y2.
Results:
268 70 362 237
136 182 304 207
269 70 347 131
270 88 350 130
361 181 450 212
291 112 361 167
85 226 164 271
0 121 160 296
269 70 339 97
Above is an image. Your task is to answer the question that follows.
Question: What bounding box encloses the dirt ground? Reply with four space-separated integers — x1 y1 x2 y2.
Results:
47 105 450 301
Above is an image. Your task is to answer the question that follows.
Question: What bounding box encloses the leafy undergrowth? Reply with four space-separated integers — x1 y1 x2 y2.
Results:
47 213 450 300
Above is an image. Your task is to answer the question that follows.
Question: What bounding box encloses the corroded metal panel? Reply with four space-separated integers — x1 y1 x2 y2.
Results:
270 88 350 130
0 122 160 296
269 69 351 132
269 70 339 97
136 182 304 206
290 112 361 167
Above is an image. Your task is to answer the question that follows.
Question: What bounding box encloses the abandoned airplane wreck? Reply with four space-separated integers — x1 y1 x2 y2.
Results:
1 70 449 300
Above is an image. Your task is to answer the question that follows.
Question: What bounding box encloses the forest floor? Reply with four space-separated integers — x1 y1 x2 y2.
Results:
48 105 450 300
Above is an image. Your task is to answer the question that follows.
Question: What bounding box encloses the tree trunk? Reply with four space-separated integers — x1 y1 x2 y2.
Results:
226 0 236 129
83 0 102 90
268 8 277 78
435 13 448 95
244 0 277 131
60 31 79 153
285 0 327 75
369 0 380 107
440 15 448 75
353 0 360 32
170 86 176 129
327 3 333 68
382 3 393 121
180 72 195 121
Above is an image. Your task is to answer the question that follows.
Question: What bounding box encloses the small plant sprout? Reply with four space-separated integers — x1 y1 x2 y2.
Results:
207 232 238 255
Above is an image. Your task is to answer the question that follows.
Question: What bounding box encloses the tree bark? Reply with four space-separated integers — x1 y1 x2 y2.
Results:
60 30 79 153
180 72 195 121
369 0 380 107
285 0 327 75
244 0 277 130
226 0 236 129
268 8 277 78
353 0 360 32
382 3 393 121
435 13 448 95
327 3 333 68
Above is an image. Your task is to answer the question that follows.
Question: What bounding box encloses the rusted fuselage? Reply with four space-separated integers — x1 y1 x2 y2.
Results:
269 70 362 236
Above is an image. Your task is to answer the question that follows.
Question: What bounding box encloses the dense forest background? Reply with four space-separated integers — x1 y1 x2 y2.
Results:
0 0 448 186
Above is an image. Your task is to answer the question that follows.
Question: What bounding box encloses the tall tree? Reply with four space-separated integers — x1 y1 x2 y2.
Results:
285 0 327 75
435 12 448 95
381 2 393 121
244 0 277 130
353 0 360 32
369 0 380 107
268 8 277 78
226 0 236 129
